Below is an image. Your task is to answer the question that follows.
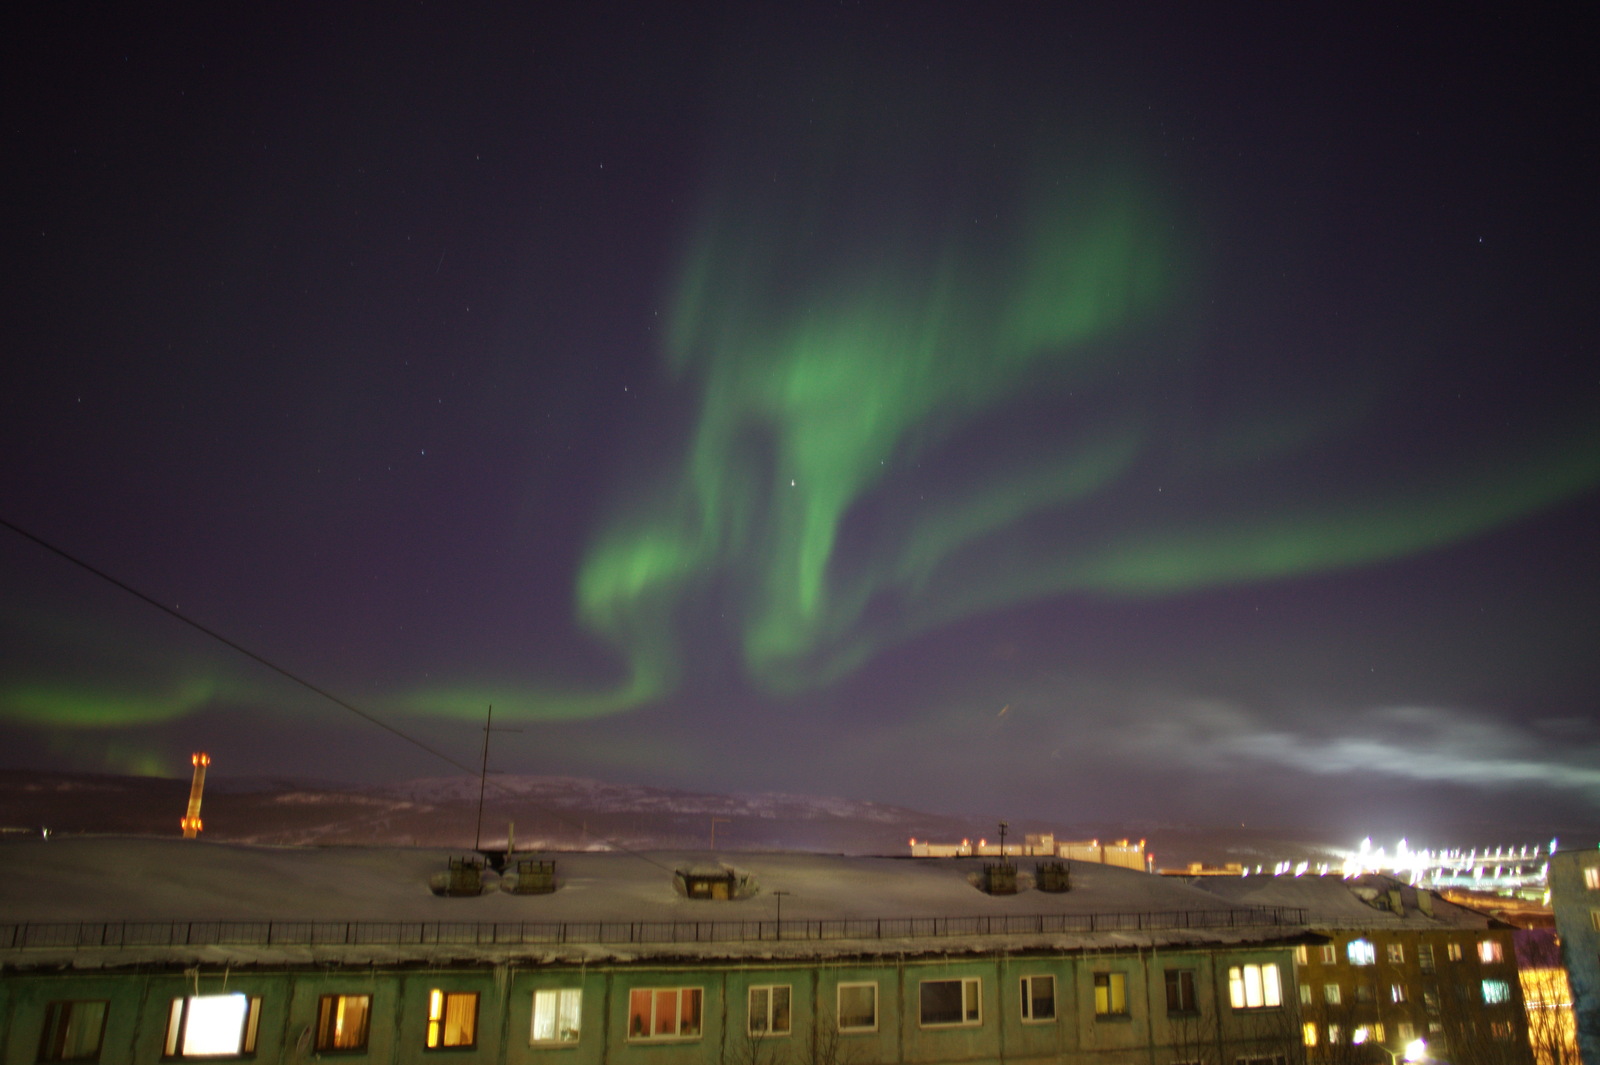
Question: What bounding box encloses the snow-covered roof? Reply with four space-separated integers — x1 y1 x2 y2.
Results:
0 838 1313 970
1187 874 1497 930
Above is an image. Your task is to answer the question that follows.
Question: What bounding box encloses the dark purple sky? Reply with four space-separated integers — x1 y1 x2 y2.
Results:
3 5 1597 844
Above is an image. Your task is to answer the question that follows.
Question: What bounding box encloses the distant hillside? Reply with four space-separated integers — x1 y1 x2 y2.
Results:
0 768 1347 867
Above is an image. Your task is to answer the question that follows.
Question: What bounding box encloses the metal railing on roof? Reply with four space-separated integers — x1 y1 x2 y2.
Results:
0 905 1306 951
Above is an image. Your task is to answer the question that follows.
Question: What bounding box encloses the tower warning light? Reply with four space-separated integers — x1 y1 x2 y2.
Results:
181 752 210 838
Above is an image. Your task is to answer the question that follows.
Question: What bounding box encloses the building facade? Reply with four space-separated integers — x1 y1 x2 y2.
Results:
1549 849 1600 1065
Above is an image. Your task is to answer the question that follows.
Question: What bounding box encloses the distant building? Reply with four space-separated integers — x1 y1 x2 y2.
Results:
2 837 1309 1064
909 834 1149 870
1193 873 1531 1065
1549 849 1600 1065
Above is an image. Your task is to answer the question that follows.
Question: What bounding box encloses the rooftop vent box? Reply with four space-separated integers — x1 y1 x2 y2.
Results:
679 869 738 900
982 862 1018 895
505 859 557 895
1035 860 1071 893
430 856 485 897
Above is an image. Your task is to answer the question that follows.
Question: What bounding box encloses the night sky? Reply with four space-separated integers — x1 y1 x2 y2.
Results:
4 5 1597 842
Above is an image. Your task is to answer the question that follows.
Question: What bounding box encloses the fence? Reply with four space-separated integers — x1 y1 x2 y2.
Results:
1 906 1306 951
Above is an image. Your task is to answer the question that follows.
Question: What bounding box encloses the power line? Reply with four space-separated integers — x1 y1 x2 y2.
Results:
0 514 678 874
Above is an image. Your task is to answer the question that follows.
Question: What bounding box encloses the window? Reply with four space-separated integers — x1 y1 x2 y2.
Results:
1324 984 1342 1005
1165 969 1197 1014
532 989 582 1044
920 978 980 1027
1387 943 1404 964
1298 983 1312 1005
1446 942 1463 962
426 990 478 1050
627 988 702 1040
1348 939 1376 966
1398 1022 1416 1043
1482 979 1511 1005
748 985 791 1037
1592 910 1600 932
1294 945 1308 965
1353 1026 1372 1045
1479 940 1504 964
1584 866 1599 890
1319 944 1337 964
1302 1022 1318 1047
164 995 262 1058
837 984 877 1032
1020 975 1055 1022
1391 984 1408 1004
1372 1024 1385 1042
1355 983 1374 1003
1490 1020 1514 1041
316 995 371 1052
1417 944 1435 972
1228 965 1282 1010
38 1001 108 1062
1423 987 1440 1013
1327 1024 1343 1045
1094 972 1128 1016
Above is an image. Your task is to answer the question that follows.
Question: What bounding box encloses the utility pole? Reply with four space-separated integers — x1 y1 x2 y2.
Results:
474 705 521 851
772 890 790 940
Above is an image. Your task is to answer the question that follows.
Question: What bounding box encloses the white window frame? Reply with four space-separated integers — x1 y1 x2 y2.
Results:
1324 983 1342 1005
1227 964 1282 1010
531 988 582 1045
748 985 792 1037
1020 975 1055 1023
836 983 878 1033
626 987 703 1041
919 977 981 1028
163 994 263 1058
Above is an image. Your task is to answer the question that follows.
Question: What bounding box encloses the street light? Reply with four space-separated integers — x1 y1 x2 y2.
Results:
1378 1038 1427 1064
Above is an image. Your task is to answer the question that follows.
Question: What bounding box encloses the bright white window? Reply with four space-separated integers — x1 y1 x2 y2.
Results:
532 989 582 1044
837 984 877 1032
1479 939 1503 963
1391 984 1408 1004
1347 939 1376 966
1353 1026 1371 1045
164 994 262 1058
1482 979 1511 1004
39 1000 108 1062
1328 1024 1343 1045
920 978 981 1027
1228 964 1282 1010
748 985 791 1036
627 988 702 1040
1021 975 1055 1022
316 995 371 1052
426 990 478 1050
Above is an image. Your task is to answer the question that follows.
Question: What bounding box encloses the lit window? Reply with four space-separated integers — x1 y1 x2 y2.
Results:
1446 943 1463 962
164 995 262 1058
1417 944 1435 972
1353 1026 1371 1045
1302 1022 1318 1047
1592 910 1600 933
1491 1020 1514 1041
1165 969 1197 1014
316 995 371 1052
1020 975 1055 1022
1583 866 1599 890
920 978 981 1027
837 984 877 1032
1372 1023 1385 1042
1387 943 1404 964
1298 984 1312 1006
748 985 791 1037
532 989 582 1044
426 990 478 1050
1482 979 1511 1005
627 988 702 1040
1094 972 1128 1016
1319 944 1337 964
1294 945 1308 965
1328 1024 1343 1045
1423 988 1440 1012
1391 984 1408 1004
1479 940 1504 964
38 1000 108 1062
1324 984 1342 1005
1227 964 1282 1010
1348 940 1376 966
